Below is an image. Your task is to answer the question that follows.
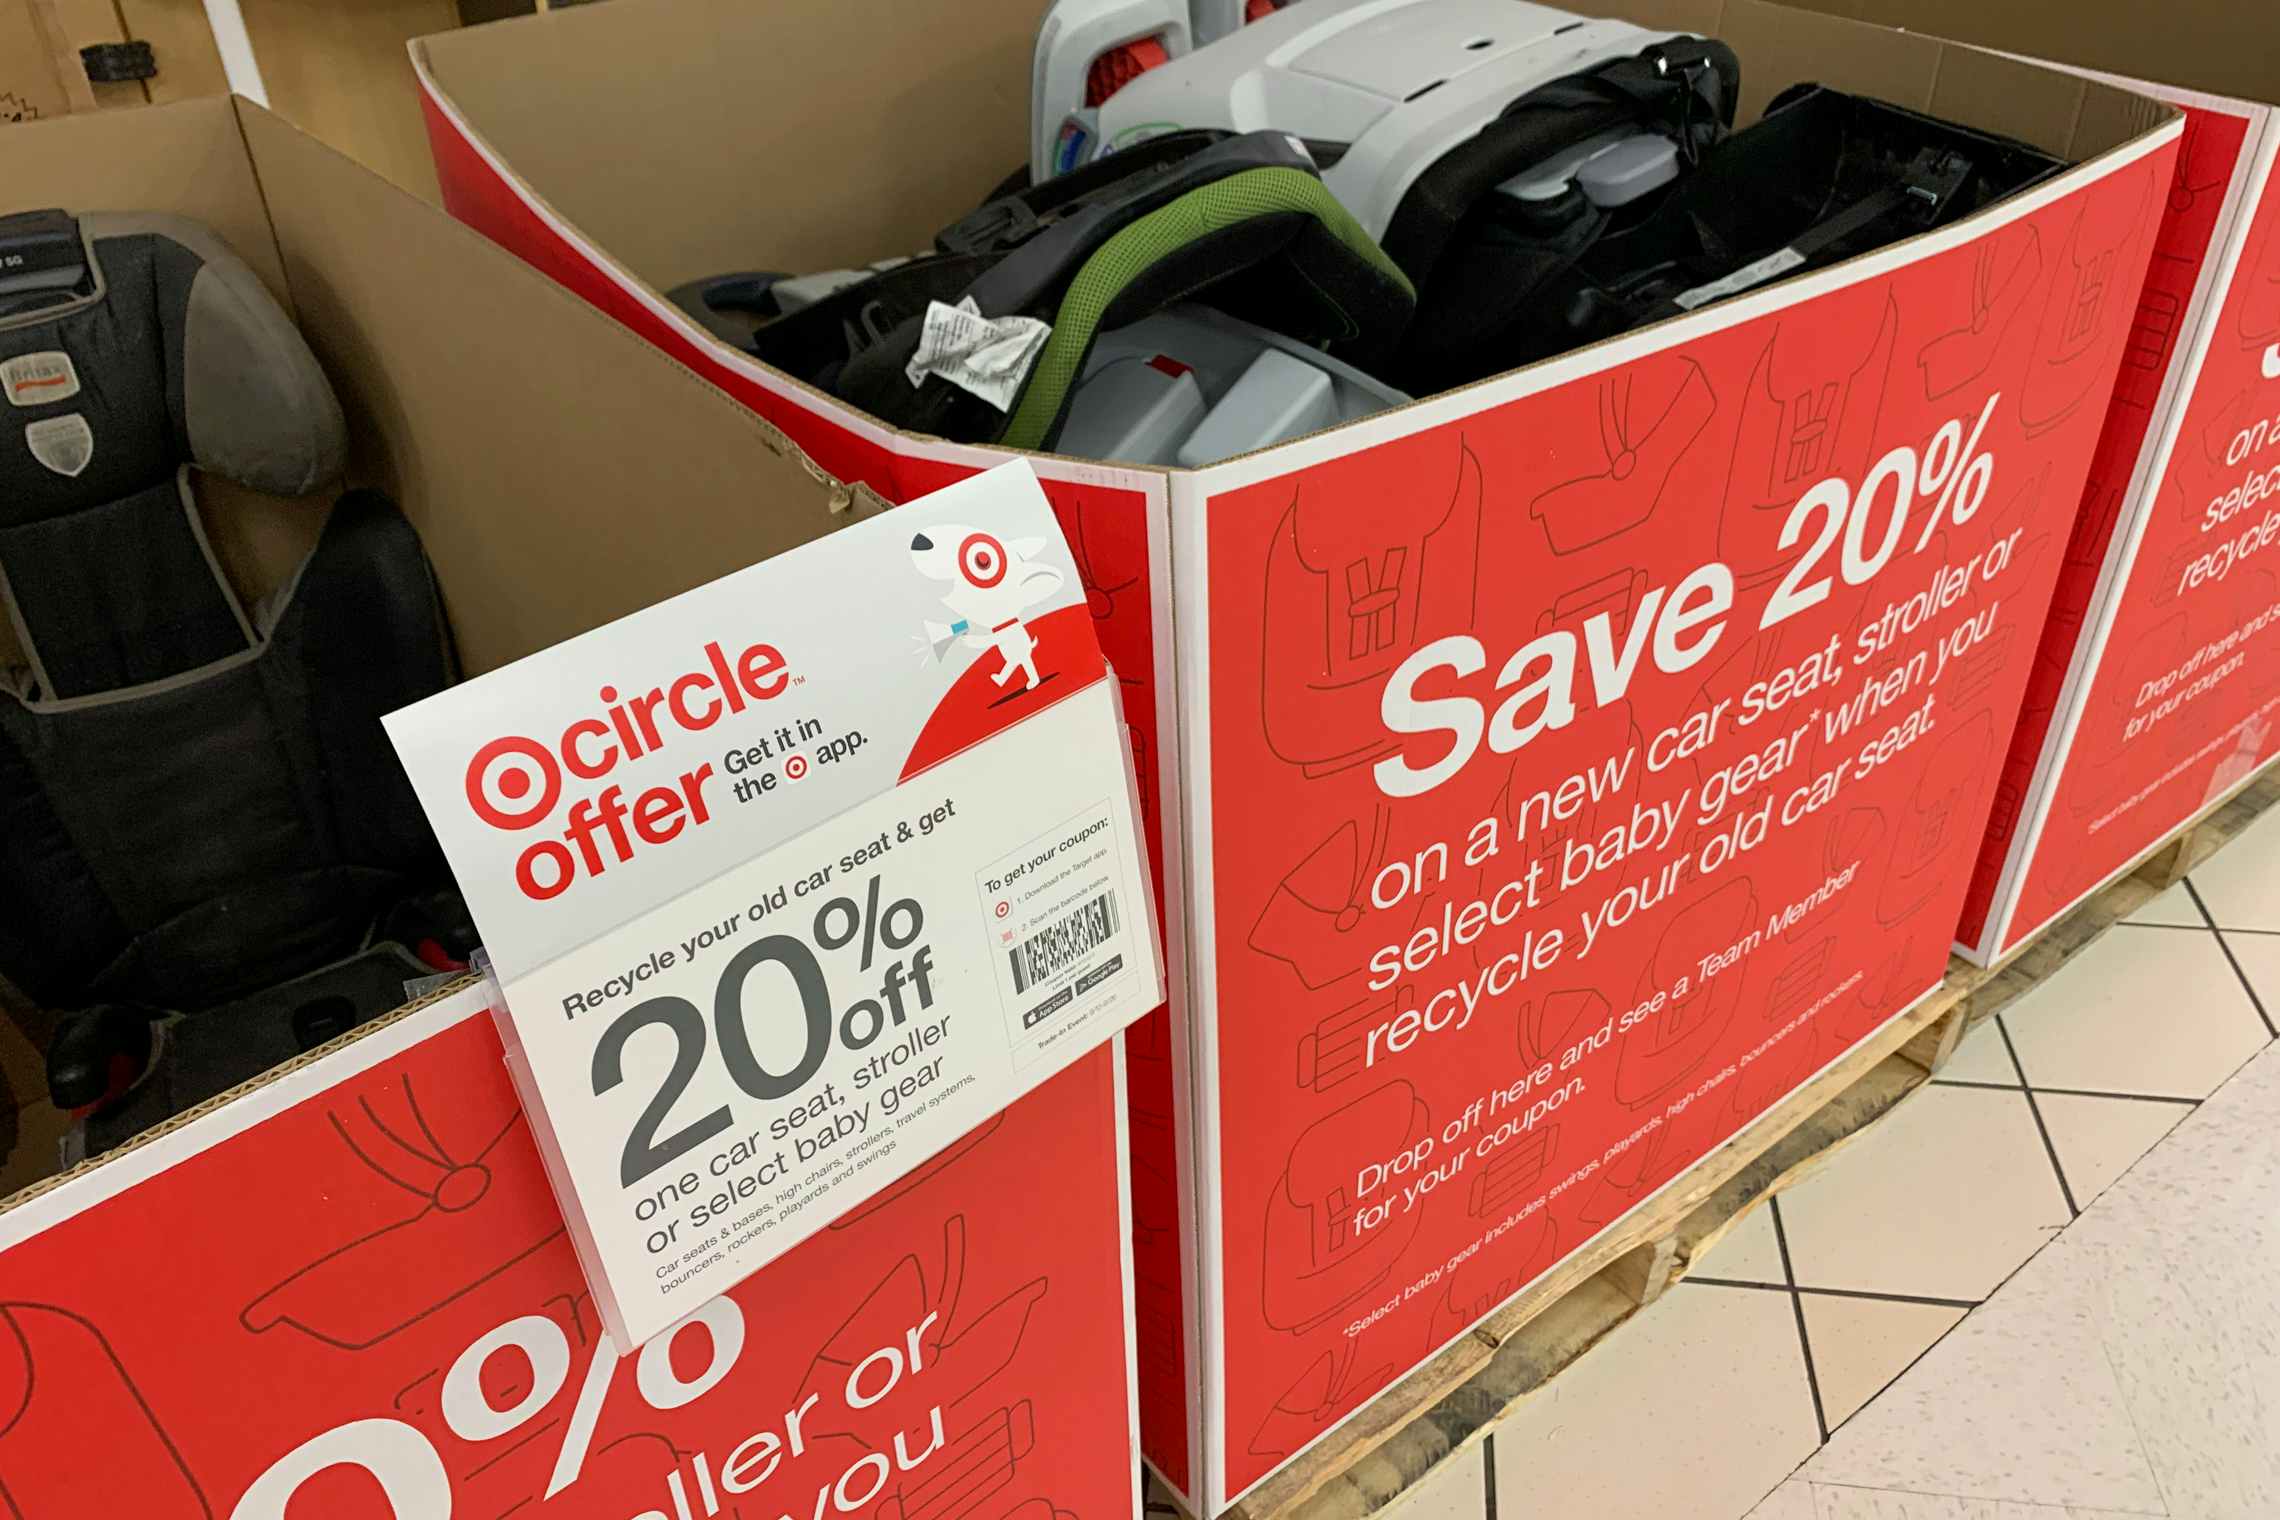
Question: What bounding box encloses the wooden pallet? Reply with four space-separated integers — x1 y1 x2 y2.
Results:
1228 767 2280 1520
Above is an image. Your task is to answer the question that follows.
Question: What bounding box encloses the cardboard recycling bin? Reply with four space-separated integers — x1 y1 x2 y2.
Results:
1774 3 2280 963
0 97 1143 1520
412 1 2180 1506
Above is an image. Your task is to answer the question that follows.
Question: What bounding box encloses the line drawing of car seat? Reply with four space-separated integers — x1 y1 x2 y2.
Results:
874 1401 1041 1520
1260 440 1482 776
2118 255 2190 408
1678 621 1840 858
1719 291 1899 588
2236 198 2280 351
1906 514 2027 718
1250 809 1396 991
1262 1081 1431 1334
2065 609 2190 821
1538 566 1654 641
1246 1336 1396 1462
1527 359 1715 554
1575 1095 1728 1228
240 1075 560 1350
1467 1124 1558 1220
2191 383 2275 490
1918 226 2042 399
1767 935 1834 1018
0 1301 210 1516
1056 496 1142 624
1296 985 1409 1093
1426 1213 1558 1352
1610 875 1760 1110
389 1292 716 1518
797 1215 1047 1461
1495 694 1644 910
1875 710 1997 928
2167 111 2235 218
828 1117 1005 1231
1515 988 1608 1070
2019 162 2154 436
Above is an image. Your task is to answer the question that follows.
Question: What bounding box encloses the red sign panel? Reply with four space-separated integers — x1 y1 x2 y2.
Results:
0 993 1139 1520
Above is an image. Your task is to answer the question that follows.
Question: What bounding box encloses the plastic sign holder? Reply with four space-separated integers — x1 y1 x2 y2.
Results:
386 461 1163 1346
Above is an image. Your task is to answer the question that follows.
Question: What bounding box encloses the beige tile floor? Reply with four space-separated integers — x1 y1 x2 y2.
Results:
1372 808 2280 1520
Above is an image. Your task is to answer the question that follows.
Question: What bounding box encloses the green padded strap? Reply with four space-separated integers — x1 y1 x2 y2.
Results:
998 166 1414 451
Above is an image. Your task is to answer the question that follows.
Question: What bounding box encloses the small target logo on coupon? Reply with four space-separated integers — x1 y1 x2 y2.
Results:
995 901 1010 918
785 754 809 780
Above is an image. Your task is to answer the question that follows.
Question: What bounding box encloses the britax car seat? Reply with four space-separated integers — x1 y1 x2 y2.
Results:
697 131 1416 457
0 209 460 1123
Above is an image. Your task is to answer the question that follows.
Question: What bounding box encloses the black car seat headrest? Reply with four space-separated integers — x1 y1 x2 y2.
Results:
1383 37 1741 389
741 131 1416 454
0 209 347 700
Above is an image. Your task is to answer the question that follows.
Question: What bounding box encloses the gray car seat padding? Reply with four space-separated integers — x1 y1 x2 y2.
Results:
0 211 346 700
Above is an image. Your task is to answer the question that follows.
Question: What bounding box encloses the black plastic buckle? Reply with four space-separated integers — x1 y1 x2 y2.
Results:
81 41 157 84
0 208 89 309
1901 148 1976 222
936 197 1044 257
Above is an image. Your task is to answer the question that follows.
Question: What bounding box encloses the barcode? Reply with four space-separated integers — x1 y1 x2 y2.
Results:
1010 892 1119 995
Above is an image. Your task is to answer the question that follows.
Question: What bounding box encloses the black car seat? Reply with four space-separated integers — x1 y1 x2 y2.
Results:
0 208 466 1137
1500 86 2067 370
692 131 1417 456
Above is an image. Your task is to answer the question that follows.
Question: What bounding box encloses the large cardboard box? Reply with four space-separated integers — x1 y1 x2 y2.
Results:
1778 4 2280 963
412 2 2181 1506
0 95 1143 1520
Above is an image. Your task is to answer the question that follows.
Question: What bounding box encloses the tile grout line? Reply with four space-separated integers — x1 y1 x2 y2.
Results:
1806 1477 2171 1517
1929 1077 2201 1105
1995 1014 2082 1218
2093 1330 2178 1520
1481 1435 1497 1520
1688 1276 1981 1310
1768 1198 1832 1445
2186 878 2280 1040
2127 917 2280 939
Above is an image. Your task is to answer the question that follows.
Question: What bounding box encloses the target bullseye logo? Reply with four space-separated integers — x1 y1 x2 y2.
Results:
466 735 562 829
785 754 809 780
995 900 1010 919
959 532 1008 588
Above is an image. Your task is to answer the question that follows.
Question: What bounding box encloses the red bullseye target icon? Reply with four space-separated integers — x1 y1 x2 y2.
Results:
465 735 560 829
785 754 809 780
958 532 1007 588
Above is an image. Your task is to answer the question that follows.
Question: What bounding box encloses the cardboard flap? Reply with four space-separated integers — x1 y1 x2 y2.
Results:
0 97 288 300
413 0 1041 290
235 100 865 675
1784 0 2279 110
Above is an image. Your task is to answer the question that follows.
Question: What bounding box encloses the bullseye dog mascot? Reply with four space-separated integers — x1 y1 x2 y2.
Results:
912 527 1067 691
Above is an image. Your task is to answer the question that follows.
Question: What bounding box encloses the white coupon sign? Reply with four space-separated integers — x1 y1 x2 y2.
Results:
385 462 1162 1345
